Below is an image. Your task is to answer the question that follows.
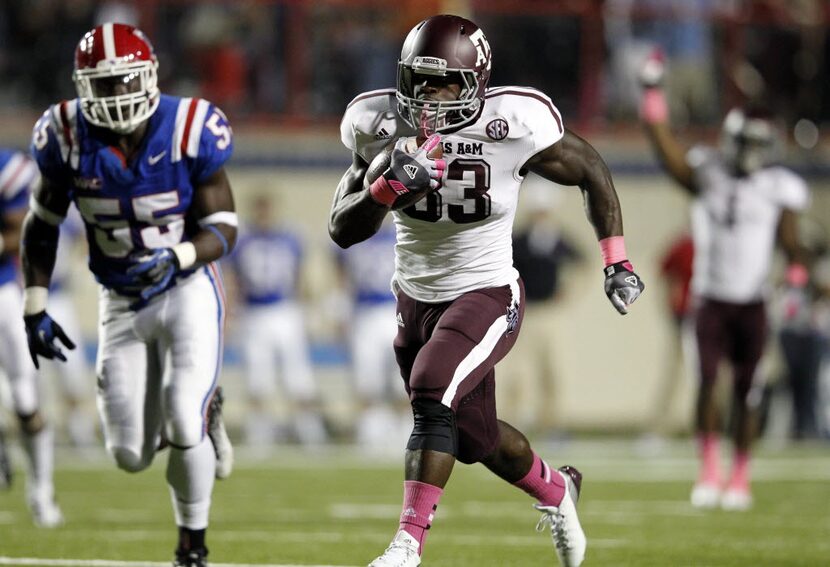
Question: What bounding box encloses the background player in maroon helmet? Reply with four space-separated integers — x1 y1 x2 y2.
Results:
639 49 811 510
331 14 644 567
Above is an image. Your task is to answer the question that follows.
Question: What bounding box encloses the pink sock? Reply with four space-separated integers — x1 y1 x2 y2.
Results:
399 480 443 555
729 451 750 490
514 452 566 507
698 433 721 485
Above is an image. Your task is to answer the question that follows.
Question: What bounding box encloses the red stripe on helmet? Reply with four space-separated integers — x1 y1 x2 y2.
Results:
75 23 155 70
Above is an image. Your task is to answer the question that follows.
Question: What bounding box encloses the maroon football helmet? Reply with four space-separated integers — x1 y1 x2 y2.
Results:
396 15 492 133
719 106 782 175
73 23 160 133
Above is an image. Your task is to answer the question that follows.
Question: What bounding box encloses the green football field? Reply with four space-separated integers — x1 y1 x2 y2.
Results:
0 441 828 567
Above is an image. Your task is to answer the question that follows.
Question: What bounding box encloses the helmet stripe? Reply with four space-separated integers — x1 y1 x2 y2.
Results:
102 22 117 60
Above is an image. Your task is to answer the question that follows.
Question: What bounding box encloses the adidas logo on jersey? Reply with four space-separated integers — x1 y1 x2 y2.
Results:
396 312 405 327
403 164 419 180
375 128 391 140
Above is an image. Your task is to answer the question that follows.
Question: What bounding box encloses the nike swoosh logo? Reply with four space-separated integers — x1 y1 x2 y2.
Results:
148 151 167 165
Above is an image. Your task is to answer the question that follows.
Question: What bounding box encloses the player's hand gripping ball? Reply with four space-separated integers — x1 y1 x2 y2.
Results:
366 134 445 210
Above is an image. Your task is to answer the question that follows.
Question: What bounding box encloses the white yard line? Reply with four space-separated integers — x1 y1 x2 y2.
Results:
0 559 355 567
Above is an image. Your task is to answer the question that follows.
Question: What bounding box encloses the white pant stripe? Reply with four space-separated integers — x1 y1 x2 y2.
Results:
439 279 520 407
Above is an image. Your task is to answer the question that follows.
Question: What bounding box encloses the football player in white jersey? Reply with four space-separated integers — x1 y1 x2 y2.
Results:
0 149 63 527
639 50 810 511
330 15 644 567
21 24 235 566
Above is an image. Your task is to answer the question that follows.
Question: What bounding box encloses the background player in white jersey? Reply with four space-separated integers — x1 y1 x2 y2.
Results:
639 51 810 511
225 194 327 446
21 24 235 566
330 15 644 567
334 221 409 448
0 149 63 527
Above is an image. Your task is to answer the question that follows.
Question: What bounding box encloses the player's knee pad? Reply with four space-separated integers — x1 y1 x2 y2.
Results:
406 398 457 456
111 446 152 473
16 411 44 435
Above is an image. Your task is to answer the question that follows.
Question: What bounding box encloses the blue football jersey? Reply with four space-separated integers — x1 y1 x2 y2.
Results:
30 95 233 294
337 226 396 304
228 227 303 305
0 149 39 286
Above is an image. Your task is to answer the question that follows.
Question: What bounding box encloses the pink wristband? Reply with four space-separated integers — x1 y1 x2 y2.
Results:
640 88 668 124
599 236 627 267
786 263 809 287
368 176 400 207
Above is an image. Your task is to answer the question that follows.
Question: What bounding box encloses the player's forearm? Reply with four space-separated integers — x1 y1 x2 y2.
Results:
21 211 59 288
173 222 236 270
778 210 809 267
329 168 388 248
0 209 27 256
580 167 624 240
643 122 696 192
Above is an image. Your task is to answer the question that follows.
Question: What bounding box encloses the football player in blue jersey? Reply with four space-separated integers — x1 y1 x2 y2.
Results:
20 23 236 566
334 222 410 449
226 194 327 446
0 148 63 527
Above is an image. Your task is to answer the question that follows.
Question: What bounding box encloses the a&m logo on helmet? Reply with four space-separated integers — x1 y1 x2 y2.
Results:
469 28 491 72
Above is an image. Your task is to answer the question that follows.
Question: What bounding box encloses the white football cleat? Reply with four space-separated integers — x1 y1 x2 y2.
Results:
368 530 421 567
207 387 234 480
720 487 752 511
30 498 64 528
535 465 587 567
690 482 721 509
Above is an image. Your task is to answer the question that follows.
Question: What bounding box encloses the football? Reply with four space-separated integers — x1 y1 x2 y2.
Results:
366 136 443 210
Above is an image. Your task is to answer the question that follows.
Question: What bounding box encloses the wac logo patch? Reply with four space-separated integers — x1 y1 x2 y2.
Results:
486 118 509 141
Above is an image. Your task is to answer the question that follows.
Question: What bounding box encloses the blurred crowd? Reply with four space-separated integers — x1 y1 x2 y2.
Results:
0 0 827 132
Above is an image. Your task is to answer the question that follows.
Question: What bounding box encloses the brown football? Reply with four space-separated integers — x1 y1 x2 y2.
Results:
366 136 443 211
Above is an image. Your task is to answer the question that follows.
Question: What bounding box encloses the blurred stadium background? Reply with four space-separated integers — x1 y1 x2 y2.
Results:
1 0 829 439
0 1 829 564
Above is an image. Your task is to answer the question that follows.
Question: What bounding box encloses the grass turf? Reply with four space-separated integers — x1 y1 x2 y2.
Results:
0 441 828 566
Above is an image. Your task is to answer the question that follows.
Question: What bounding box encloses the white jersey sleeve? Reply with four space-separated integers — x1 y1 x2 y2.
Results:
486 87 564 173
768 167 810 211
340 89 412 164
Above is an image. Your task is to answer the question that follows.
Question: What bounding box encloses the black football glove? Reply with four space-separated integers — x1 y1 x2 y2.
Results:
383 135 445 195
604 260 645 315
23 311 76 369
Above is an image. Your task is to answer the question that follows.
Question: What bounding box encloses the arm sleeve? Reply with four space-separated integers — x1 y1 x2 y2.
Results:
525 91 564 155
192 103 234 183
0 152 39 212
30 108 71 183
776 169 810 211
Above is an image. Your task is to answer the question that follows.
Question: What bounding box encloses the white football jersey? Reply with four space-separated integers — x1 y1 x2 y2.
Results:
341 87 564 302
687 146 810 303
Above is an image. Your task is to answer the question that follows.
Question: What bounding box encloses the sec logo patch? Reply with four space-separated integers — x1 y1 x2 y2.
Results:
486 118 509 140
